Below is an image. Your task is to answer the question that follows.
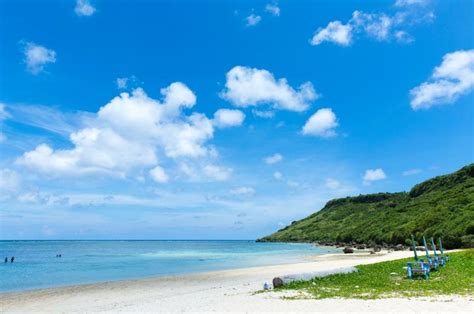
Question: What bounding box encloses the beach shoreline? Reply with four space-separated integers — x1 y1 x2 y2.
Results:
1 249 471 312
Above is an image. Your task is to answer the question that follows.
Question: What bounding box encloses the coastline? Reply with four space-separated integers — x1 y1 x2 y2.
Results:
1 249 471 312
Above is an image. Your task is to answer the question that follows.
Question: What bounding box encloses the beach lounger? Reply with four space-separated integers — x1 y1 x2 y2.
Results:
423 236 439 271
438 238 449 263
430 237 444 267
406 235 430 280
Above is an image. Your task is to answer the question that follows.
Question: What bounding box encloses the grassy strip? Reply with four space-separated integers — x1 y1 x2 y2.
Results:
278 250 474 299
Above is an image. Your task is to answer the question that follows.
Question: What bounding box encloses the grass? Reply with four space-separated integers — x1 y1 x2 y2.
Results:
277 250 474 299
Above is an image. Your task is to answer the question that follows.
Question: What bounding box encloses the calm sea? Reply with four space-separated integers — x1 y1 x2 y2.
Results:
0 240 338 292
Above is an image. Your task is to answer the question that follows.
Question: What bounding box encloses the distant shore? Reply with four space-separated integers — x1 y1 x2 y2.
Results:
1 249 471 313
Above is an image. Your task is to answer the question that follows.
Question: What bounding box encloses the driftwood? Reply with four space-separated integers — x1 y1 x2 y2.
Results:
272 266 357 288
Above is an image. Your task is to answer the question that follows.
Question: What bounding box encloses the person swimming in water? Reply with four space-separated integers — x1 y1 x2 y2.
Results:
10 256 14 263
4 257 7 263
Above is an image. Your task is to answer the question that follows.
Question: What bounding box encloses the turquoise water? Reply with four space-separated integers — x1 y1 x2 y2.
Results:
0 240 338 292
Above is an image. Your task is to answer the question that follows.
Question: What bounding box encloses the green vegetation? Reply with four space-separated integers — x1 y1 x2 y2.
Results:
278 250 474 299
261 164 474 248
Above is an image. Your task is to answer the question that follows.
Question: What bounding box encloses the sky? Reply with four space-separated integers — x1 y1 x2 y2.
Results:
0 0 473 240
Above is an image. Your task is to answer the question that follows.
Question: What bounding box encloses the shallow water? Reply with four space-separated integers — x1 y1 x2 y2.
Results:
0 240 339 292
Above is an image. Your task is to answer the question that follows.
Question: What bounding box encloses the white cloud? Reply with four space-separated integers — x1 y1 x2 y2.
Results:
116 78 128 89
17 191 49 204
230 186 256 196
410 49 474 109
246 14 261 26
252 110 275 118
351 11 392 41
363 168 387 184
221 66 318 112
402 168 422 176
395 0 427 7
302 108 339 137
264 153 283 164
149 166 169 183
116 76 139 90
75 0 96 17
273 171 283 180
310 5 433 46
265 3 280 16
325 178 341 190
7 104 84 136
0 169 21 194
16 84 225 180
394 30 414 43
286 180 300 187
311 21 352 46
23 42 56 74
203 165 232 181
213 109 245 128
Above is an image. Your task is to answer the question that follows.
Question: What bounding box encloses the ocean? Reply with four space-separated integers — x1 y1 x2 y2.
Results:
0 240 339 292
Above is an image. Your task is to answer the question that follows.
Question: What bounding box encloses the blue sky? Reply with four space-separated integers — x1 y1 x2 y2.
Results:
0 0 473 240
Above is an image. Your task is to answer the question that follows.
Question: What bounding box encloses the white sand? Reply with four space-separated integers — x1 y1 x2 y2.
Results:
1 250 472 313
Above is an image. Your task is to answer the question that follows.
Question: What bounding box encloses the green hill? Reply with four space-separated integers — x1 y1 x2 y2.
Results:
260 164 474 249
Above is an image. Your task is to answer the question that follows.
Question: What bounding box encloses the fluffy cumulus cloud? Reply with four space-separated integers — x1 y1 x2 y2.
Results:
410 49 474 110
23 42 56 74
302 108 339 137
264 153 283 164
351 11 393 41
16 83 231 182
213 109 245 128
273 171 283 180
310 5 434 46
221 66 318 112
265 3 280 16
75 0 96 17
246 14 261 26
311 21 352 46
203 165 232 181
363 168 387 184
149 166 169 183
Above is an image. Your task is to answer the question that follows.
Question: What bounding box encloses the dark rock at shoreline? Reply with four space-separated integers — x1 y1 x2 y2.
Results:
394 244 404 251
343 247 354 254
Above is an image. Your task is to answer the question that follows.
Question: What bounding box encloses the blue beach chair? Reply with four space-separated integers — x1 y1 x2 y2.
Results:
423 236 439 271
406 235 430 280
430 237 444 267
438 238 449 263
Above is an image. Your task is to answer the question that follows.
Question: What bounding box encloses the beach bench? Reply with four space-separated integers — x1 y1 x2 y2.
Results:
438 238 449 263
406 235 430 280
406 261 430 280
430 237 444 267
423 236 439 271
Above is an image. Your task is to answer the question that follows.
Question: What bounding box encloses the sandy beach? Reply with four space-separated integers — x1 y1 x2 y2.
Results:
1 250 472 313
